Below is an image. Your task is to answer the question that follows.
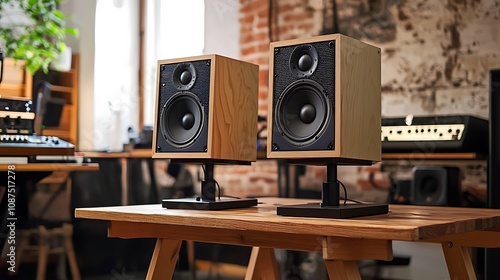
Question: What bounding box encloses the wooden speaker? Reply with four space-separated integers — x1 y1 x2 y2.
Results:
153 54 259 163
267 34 381 163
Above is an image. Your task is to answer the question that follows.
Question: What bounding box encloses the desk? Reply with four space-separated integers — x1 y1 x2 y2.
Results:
80 150 153 205
75 197 500 280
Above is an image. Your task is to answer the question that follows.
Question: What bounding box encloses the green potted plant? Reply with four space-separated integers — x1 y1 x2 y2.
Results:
0 0 78 74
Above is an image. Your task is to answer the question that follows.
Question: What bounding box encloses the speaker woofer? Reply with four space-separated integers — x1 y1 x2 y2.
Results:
173 63 197 90
275 79 330 146
289 44 319 78
416 175 442 204
160 92 204 148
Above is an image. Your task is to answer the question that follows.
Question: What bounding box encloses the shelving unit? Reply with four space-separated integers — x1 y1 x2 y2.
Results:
0 58 32 98
37 54 80 147
0 55 80 148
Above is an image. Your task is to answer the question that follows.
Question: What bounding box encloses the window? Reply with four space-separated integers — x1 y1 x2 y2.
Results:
143 0 205 127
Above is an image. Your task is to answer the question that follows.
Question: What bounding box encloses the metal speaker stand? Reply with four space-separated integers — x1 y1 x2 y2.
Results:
162 162 257 210
277 163 388 219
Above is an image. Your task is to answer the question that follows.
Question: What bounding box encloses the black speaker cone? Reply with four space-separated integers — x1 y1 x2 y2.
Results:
275 79 330 146
418 175 440 203
160 92 204 148
290 44 319 78
173 63 197 90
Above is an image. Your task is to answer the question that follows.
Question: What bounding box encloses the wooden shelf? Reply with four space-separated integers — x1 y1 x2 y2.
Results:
36 54 80 147
0 58 32 99
382 152 487 160
42 129 70 140
50 85 73 93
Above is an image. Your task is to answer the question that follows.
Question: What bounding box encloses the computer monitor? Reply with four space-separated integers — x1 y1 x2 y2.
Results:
32 80 65 135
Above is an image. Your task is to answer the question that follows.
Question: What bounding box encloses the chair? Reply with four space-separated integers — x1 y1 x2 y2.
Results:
13 172 80 280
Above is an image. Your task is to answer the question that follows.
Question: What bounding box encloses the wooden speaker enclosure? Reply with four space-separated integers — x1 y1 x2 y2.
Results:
153 54 259 163
267 34 381 163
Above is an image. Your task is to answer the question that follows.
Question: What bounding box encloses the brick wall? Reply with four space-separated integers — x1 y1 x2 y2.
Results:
199 0 498 203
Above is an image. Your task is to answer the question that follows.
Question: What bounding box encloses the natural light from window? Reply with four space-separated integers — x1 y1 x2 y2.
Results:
143 0 205 127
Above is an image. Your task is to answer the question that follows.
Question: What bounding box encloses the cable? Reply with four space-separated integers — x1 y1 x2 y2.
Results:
215 179 221 200
338 180 347 205
338 179 364 205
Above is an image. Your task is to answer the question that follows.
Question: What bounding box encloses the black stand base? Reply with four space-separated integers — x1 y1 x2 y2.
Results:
162 197 258 210
277 203 389 219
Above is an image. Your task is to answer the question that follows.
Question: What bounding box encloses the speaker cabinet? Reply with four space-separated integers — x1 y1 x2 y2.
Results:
411 166 461 206
152 54 259 163
267 34 381 163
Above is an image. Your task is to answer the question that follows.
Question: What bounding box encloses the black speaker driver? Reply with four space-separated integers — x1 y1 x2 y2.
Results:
173 63 197 90
160 92 204 148
275 79 330 146
289 44 319 78
416 175 442 204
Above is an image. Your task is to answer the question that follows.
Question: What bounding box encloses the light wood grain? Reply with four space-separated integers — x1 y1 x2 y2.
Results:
322 236 392 261
0 58 32 98
79 149 152 159
442 242 476 280
145 239 182 280
211 55 258 162
267 34 381 162
153 54 258 162
0 163 99 172
245 247 279 280
75 197 500 242
427 229 500 247
76 197 500 279
325 260 361 280
108 220 324 252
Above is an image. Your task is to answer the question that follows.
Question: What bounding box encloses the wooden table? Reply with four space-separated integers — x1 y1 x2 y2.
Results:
80 150 152 205
75 197 500 280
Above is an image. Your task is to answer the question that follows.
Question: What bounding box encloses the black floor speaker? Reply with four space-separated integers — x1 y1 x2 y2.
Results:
411 166 461 206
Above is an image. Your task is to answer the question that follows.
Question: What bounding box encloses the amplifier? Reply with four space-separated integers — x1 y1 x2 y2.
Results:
381 115 488 154
0 97 34 134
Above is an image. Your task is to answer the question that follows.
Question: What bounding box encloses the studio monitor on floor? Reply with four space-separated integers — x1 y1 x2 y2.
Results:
411 166 461 206
152 54 259 163
267 34 381 163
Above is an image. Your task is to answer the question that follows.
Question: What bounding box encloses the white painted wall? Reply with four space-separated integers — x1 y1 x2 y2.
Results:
60 0 139 151
59 0 97 151
203 0 240 59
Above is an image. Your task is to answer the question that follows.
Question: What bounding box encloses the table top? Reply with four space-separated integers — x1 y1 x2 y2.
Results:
79 149 152 159
0 163 99 172
75 197 500 242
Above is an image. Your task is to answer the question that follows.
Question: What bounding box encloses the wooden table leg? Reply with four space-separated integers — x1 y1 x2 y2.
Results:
441 242 477 280
245 247 279 280
146 238 182 280
324 260 361 280
322 237 391 280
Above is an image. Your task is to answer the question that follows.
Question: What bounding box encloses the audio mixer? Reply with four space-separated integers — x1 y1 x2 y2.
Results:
0 134 74 156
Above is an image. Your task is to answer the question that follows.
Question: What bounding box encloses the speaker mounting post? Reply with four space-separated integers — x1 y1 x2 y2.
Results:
277 163 389 219
162 162 258 210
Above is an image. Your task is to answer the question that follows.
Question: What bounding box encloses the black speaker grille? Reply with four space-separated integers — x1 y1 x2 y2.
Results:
271 40 335 151
156 59 211 152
